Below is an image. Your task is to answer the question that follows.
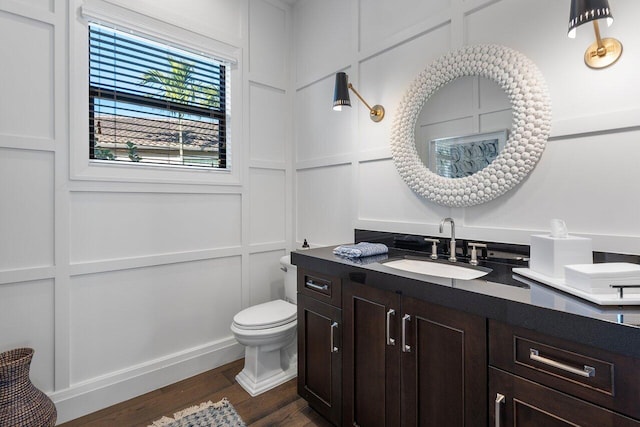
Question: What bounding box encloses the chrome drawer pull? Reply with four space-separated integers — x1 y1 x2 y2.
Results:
330 322 339 353
610 284 640 299
402 314 411 352
386 309 395 346
529 348 596 378
495 393 505 427
305 280 328 291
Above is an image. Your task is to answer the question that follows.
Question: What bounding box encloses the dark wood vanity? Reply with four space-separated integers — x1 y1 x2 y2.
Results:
293 241 640 427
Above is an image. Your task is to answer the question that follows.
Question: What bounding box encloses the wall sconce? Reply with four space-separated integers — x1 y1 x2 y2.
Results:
568 0 622 69
332 72 385 122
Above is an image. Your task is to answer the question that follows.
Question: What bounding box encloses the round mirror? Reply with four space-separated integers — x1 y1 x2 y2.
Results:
390 45 551 207
414 76 512 178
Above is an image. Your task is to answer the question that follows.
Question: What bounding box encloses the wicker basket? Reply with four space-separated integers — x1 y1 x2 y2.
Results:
0 348 57 427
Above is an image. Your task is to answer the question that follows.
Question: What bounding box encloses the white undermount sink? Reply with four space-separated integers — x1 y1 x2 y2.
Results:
382 258 490 280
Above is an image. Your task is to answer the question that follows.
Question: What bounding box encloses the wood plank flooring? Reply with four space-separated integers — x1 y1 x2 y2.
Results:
58 358 333 427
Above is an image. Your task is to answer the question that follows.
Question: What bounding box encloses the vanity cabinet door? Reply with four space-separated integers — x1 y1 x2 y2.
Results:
401 296 487 427
490 367 640 427
343 280 401 427
297 294 342 425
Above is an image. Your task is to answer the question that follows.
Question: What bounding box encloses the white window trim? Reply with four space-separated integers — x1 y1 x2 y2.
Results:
69 0 243 186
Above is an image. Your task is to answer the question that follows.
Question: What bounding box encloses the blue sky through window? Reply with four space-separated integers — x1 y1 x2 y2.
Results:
88 23 227 168
89 23 223 118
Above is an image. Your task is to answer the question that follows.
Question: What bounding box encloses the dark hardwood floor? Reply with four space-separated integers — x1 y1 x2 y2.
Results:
59 358 333 426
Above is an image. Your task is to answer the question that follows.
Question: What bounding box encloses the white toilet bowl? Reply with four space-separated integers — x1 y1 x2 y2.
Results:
230 255 298 396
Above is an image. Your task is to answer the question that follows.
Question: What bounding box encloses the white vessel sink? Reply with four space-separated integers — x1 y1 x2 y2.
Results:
382 258 490 280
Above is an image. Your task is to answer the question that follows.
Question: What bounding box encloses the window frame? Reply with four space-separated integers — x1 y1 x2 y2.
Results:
70 0 242 186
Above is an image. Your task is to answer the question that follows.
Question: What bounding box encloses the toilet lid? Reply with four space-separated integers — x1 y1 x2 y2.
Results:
233 299 297 330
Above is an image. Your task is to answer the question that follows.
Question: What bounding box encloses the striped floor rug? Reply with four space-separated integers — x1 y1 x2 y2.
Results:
148 398 246 427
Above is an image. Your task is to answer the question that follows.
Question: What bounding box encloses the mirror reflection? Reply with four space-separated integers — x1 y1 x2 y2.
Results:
414 76 512 178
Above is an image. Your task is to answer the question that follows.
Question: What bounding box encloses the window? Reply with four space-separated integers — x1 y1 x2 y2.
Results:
89 23 229 169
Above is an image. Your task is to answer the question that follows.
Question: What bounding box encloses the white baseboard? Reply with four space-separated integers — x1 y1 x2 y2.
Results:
51 337 244 424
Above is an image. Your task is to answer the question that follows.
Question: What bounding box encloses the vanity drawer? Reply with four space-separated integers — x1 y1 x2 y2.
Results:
489 319 640 420
298 269 342 308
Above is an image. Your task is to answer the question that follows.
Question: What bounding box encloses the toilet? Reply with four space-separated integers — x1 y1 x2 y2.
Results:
230 254 298 396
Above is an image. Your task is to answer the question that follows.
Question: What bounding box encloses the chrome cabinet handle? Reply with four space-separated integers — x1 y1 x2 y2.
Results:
494 393 505 427
529 348 595 378
402 314 411 352
386 309 395 346
330 322 339 353
305 280 328 291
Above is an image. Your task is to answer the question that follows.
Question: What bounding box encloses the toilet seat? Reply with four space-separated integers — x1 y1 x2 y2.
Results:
232 299 296 330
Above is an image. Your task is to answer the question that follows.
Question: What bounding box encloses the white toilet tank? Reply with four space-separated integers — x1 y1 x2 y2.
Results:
280 254 297 304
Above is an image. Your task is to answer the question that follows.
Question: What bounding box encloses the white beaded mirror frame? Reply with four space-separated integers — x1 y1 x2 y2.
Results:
390 45 552 207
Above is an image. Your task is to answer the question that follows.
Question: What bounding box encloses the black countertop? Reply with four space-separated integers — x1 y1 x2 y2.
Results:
291 245 640 359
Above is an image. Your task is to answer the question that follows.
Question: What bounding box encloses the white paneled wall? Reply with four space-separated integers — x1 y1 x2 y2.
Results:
358 25 452 152
293 0 352 87
296 164 353 245
249 169 286 245
358 0 450 52
68 192 243 263
295 74 354 163
0 0 292 423
248 250 287 306
249 83 287 164
293 0 640 253
0 12 54 139
358 159 450 224
0 149 54 270
0 279 55 391
249 0 288 82
69 257 242 384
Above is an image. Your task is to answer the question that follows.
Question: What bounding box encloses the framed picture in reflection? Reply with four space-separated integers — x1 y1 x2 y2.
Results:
428 129 508 178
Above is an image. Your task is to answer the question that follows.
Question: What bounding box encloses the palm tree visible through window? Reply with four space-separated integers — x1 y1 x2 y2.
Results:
88 23 228 168
140 56 220 163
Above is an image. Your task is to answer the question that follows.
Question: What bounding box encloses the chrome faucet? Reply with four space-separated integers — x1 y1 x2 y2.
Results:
439 217 457 262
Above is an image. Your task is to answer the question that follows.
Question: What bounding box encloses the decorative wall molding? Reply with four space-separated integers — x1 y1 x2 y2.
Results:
0 267 55 285
69 248 243 277
295 154 353 171
0 0 55 23
0 135 55 152
51 338 244 424
550 107 640 140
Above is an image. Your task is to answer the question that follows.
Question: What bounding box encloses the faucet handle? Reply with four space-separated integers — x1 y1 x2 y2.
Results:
468 242 487 248
468 242 487 266
424 238 440 259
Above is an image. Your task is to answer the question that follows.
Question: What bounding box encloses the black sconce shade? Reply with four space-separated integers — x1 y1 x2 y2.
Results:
333 72 351 111
568 0 613 38
568 0 621 68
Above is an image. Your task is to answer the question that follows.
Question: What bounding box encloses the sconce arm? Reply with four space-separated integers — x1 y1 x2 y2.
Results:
592 20 604 52
348 83 385 122
348 83 373 112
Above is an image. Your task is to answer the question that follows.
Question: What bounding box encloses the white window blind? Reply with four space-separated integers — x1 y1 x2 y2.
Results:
89 23 229 168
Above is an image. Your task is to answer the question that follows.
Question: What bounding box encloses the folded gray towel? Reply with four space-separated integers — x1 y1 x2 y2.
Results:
335 253 389 265
333 242 388 258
